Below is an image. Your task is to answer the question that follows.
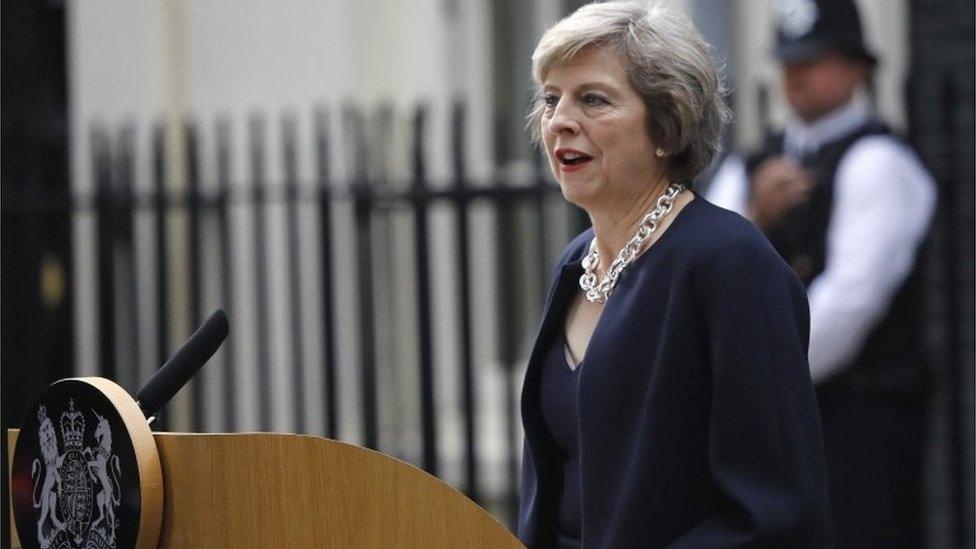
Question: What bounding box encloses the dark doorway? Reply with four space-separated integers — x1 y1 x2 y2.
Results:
1 0 73 543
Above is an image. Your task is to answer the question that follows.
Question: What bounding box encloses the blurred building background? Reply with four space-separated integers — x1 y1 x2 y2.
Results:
2 0 973 545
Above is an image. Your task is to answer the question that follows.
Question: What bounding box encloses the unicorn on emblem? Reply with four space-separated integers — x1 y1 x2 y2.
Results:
86 411 122 546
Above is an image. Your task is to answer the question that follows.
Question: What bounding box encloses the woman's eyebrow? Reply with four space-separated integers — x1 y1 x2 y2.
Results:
578 82 618 94
542 81 619 94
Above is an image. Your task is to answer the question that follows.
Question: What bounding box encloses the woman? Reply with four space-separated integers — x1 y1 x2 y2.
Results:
517 2 831 548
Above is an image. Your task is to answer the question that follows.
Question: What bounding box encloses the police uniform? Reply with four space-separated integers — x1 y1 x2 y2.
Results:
706 1 936 546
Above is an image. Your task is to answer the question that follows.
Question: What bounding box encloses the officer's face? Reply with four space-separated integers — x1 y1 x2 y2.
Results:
782 52 869 123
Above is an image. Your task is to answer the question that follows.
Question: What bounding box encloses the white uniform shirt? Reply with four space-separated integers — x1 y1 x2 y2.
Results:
706 95 937 383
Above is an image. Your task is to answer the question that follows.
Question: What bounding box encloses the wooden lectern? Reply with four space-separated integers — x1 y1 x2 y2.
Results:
8 378 523 548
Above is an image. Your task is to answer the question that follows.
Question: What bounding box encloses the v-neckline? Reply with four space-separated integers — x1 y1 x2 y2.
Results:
563 339 582 372
562 193 698 371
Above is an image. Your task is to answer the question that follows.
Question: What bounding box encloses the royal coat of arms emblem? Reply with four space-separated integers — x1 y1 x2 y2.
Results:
30 399 123 549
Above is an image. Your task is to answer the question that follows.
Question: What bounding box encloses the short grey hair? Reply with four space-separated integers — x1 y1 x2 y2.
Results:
528 1 731 183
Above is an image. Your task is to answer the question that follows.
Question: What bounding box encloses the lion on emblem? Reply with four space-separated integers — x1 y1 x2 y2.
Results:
31 405 66 548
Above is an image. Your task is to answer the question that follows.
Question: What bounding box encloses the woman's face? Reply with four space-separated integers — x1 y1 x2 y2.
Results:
541 46 664 212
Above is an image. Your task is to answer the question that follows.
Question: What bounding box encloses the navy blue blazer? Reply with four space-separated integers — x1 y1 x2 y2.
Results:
518 197 831 548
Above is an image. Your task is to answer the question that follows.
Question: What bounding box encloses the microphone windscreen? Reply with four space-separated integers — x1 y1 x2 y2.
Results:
136 309 229 417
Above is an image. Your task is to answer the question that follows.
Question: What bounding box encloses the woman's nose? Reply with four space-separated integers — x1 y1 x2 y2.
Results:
547 100 581 135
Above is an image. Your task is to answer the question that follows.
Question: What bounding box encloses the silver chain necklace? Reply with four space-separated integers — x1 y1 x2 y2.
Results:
579 183 685 304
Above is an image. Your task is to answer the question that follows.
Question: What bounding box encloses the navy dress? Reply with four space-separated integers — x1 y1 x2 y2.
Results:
518 196 832 548
538 335 583 548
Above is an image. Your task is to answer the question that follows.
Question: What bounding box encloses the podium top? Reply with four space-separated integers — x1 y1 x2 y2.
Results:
153 431 522 548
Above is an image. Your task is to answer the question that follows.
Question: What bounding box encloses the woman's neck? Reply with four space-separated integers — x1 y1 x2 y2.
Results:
588 179 673 273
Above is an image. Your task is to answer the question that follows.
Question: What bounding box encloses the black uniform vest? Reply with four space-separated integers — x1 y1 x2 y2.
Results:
746 122 928 398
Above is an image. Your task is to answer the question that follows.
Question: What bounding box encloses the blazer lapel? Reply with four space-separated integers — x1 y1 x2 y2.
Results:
522 260 583 440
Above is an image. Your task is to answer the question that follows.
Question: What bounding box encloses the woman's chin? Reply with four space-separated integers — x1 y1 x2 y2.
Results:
557 182 597 210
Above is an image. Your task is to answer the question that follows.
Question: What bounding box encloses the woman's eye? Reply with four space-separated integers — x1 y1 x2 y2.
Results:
543 94 559 108
582 94 609 106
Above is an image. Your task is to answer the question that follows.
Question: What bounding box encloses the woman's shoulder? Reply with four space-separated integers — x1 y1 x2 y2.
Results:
670 198 808 317
672 196 792 274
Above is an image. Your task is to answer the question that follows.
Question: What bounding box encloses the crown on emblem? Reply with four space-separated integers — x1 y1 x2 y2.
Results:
60 398 85 449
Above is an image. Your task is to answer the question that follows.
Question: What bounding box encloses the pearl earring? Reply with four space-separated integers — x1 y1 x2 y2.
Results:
654 148 667 158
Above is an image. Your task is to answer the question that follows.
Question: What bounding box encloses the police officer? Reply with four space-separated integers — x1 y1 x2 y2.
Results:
706 0 936 547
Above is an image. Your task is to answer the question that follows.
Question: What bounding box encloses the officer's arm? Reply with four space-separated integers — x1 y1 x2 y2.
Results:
806 137 936 382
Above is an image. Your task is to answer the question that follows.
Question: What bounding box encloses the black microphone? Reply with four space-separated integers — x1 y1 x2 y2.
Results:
136 309 229 419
